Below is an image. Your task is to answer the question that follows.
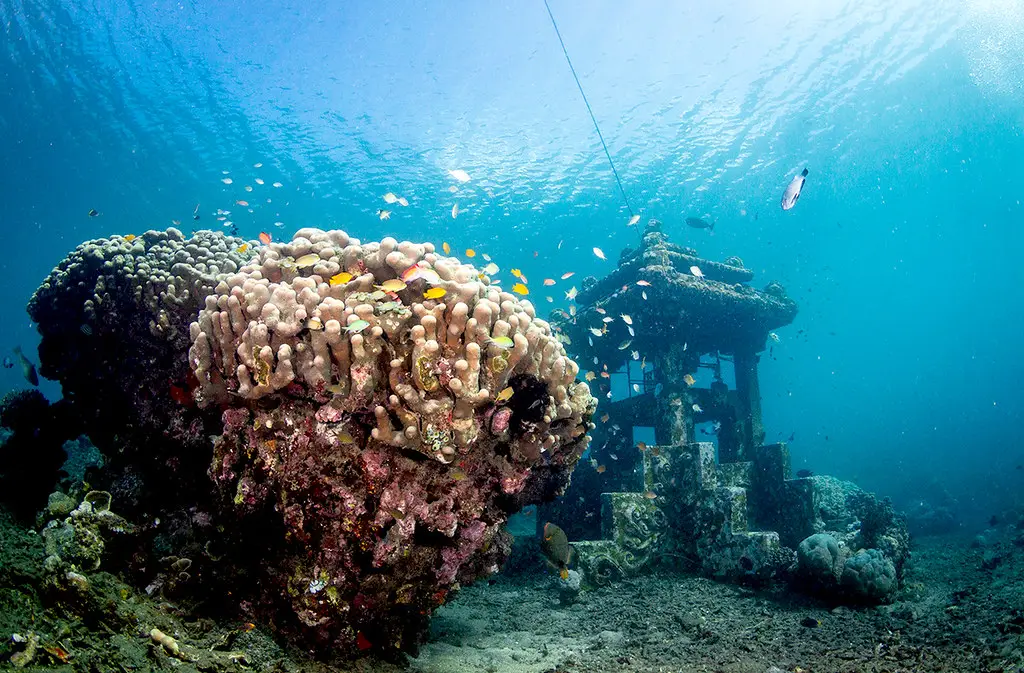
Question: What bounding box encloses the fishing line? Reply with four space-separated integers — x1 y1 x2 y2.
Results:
543 0 637 226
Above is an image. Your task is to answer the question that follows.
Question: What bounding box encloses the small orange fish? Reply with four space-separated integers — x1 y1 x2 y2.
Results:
600 413 610 423
651 446 660 457
465 248 476 258
236 200 249 207
259 232 271 245
543 278 555 286
442 241 451 254
561 272 575 280
637 441 647 451
596 465 606 473
236 243 249 253
636 280 651 287
124 233 136 242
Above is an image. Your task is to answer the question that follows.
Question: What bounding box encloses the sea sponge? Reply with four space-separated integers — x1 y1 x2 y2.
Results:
841 548 897 603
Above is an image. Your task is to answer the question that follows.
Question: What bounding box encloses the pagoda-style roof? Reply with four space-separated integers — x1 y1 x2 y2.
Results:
552 222 797 371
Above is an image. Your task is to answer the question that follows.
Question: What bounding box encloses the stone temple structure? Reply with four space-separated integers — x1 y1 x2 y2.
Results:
545 220 898 591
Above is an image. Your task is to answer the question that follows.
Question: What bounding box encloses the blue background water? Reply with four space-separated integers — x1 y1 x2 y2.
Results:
2 0 1022 522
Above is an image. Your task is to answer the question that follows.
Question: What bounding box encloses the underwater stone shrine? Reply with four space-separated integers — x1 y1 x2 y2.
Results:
544 220 909 604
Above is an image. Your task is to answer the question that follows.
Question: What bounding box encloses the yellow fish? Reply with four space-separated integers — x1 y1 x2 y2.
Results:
424 287 446 299
683 374 696 386
236 243 249 254
489 336 514 349
442 241 451 255
306 317 324 330
329 272 353 286
511 268 523 279
565 287 578 300
465 248 476 258
376 279 407 293
124 234 136 242
496 386 514 403
295 254 320 268
512 283 529 295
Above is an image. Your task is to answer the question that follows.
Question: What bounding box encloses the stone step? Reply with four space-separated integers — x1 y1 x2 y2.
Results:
717 486 749 534
700 530 783 579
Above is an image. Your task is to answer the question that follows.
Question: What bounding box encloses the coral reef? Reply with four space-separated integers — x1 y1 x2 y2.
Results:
188 228 595 655
27 228 253 514
0 390 78 519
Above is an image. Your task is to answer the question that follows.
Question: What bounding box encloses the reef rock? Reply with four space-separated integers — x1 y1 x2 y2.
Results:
189 229 595 654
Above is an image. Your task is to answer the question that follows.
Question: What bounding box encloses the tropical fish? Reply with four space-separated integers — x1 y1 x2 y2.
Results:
383 192 398 204
781 168 808 210
511 283 529 295
584 371 596 381
376 279 407 293
593 247 606 260
12 347 38 386
451 203 460 219
495 386 514 403
543 278 555 286
617 340 631 350
124 234 136 242
488 336 515 349
465 248 476 258
636 280 651 287
221 177 233 184
692 403 703 413
236 243 249 253
631 350 639 360
295 254 320 268
448 168 471 183
255 178 265 185
596 464 606 473
87 209 99 217
770 332 780 343
442 241 451 254
259 232 271 244
306 317 323 331
329 272 353 286
589 327 604 337
561 272 575 280
683 374 696 386
685 217 715 232
637 442 647 451
345 320 370 334
236 200 249 207
628 214 640 226
690 265 704 278
377 209 391 220
541 522 574 580
272 182 283 188
397 196 409 207
424 287 447 299
621 314 633 325
483 262 499 275
565 287 578 300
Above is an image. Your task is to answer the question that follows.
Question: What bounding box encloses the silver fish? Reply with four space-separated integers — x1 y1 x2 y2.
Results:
781 168 808 210
685 217 715 232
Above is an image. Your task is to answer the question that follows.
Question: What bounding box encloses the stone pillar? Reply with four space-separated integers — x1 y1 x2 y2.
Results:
733 349 765 460
654 342 699 446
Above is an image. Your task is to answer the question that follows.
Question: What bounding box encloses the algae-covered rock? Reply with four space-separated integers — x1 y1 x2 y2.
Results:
797 533 842 587
841 548 897 603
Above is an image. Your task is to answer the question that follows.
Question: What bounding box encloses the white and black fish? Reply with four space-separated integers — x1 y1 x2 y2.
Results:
781 168 808 210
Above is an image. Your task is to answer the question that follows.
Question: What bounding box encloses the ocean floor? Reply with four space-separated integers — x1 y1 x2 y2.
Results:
2 508 1023 673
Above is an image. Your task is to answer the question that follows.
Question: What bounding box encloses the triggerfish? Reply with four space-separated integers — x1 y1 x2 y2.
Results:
781 167 808 210
541 522 575 580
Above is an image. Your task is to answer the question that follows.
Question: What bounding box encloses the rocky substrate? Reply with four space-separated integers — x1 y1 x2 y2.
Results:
3 506 1024 672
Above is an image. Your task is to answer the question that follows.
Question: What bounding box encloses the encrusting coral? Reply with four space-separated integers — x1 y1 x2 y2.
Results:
188 228 596 654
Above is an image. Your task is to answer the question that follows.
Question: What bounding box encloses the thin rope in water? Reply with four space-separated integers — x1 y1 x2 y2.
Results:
543 0 636 224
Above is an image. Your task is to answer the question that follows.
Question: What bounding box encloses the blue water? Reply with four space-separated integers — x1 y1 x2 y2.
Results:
2 0 1023 519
